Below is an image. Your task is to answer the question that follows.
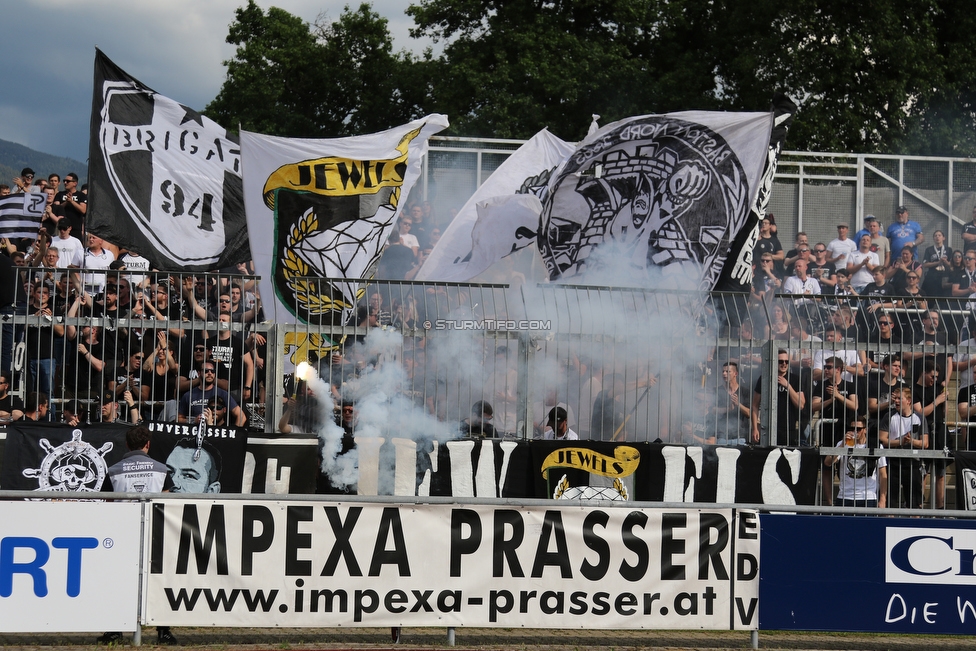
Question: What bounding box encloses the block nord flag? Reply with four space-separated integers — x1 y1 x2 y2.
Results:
87 49 249 270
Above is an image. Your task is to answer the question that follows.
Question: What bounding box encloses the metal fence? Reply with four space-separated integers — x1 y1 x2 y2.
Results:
8 265 976 508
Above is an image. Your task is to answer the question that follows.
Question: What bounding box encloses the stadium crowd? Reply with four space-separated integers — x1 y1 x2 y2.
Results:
6 167 976 509
705 207 976 508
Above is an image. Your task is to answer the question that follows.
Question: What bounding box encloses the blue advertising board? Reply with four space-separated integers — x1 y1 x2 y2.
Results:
760 514 976 634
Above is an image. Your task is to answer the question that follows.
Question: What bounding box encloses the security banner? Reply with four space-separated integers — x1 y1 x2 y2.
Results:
0 501 142 632
144 501 759 629
760 515 976 634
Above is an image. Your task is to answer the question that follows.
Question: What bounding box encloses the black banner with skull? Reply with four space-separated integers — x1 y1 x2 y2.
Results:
0 421 247 493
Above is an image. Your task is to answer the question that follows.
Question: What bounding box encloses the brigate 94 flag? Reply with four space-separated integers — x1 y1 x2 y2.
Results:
87 49 249 270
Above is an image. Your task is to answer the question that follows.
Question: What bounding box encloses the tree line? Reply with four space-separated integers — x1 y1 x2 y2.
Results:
205 0 976 156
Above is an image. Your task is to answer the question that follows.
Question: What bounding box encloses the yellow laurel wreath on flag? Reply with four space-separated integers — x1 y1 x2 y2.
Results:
281 210 353 318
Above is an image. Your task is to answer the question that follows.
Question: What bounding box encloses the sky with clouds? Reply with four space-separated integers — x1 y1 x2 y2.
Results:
1 0 429 165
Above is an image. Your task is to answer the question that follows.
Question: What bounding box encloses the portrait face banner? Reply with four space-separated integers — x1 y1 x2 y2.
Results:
87 49 249 270
144 421 248 494
144 500 760 630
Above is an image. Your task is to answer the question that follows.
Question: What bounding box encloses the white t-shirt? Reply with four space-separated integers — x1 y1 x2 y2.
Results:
82 248 116 293
827 237 858 269
119 252 151 286
50 234 84 268
400 233 420 251
848 250 880 288
835 442 887 501
544 427 580 440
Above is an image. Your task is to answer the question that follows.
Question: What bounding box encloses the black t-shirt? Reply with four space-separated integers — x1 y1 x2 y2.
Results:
754 372 803 446
0 392 24 416
866 376 906 417
377 244 417 280
922 244 953 296
954 268 976 294
209 334 248 391
915 382 947 449
755 235 784 275
54 190 86 234
808 261 836 284
0 254 16 308
964 224 976 253
817 378 858 446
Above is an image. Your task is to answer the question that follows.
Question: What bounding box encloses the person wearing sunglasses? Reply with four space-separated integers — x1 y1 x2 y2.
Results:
750 349 804 446
177 361 246 427
808 243 837 290
823 418 887 508
811 355 858 448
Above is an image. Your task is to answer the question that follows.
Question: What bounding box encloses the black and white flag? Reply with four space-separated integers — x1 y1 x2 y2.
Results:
538 111 774 291
87 49 249 270
0 192 45 240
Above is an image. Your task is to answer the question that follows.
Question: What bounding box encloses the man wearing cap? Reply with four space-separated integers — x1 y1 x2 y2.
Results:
11 168 39 194
100 390 141 424
827 224 858 270
460 400 497 438
544 406 579 440
49 218 84 268
887 206 924 260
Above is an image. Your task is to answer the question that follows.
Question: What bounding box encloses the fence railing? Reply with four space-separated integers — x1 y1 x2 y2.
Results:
7 267 976 507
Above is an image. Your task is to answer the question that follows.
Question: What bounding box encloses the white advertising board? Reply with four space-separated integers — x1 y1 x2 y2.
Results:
0 501 142 631
145 500 759 629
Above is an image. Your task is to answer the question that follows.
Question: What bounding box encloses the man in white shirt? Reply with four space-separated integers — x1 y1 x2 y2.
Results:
49 218 84 268
847 234 880 292
781 259 821 300
827 224 858 270
543 406 579 440
82 234 116 295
